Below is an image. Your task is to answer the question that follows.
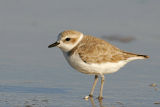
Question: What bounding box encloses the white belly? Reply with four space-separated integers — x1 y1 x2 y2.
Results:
63 52 128 75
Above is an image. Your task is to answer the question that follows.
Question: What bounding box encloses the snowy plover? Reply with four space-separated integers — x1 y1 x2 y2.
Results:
48 30 149 100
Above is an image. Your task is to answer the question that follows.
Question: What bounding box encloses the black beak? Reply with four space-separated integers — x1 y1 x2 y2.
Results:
48 41 60 48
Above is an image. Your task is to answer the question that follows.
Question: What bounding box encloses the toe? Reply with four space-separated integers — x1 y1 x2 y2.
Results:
84 96 89 100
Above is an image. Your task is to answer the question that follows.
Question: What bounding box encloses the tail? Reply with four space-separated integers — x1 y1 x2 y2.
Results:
122 51 149 60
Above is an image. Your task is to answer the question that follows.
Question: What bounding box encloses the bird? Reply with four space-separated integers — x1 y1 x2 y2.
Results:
48 30 149 100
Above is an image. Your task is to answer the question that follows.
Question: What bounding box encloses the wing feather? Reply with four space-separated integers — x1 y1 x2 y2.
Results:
70 35 140 64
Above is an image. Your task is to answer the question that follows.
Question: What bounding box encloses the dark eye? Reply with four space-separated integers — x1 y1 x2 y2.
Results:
65 38 71 41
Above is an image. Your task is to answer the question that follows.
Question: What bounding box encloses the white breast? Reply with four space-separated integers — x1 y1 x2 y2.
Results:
63 52 129 75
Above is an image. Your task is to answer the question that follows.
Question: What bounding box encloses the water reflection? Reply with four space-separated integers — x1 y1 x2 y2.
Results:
89 97 107 107
88 97 126 107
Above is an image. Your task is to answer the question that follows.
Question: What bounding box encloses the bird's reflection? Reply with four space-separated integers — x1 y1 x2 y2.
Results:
85 97 125 107
88 97 107 107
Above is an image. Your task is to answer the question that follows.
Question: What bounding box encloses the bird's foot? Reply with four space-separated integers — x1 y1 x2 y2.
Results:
83 94 93 100
97 96 103 100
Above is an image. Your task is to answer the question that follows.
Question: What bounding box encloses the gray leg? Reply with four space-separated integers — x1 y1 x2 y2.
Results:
98 75 105 100
89 75 98 97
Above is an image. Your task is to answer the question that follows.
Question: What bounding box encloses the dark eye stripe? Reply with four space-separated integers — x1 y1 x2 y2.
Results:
65 38 71 41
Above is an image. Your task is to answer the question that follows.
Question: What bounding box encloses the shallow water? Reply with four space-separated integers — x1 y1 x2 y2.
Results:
0 0 160 107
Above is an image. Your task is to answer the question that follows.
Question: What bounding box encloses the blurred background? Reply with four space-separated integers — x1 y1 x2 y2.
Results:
0 0 159 107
